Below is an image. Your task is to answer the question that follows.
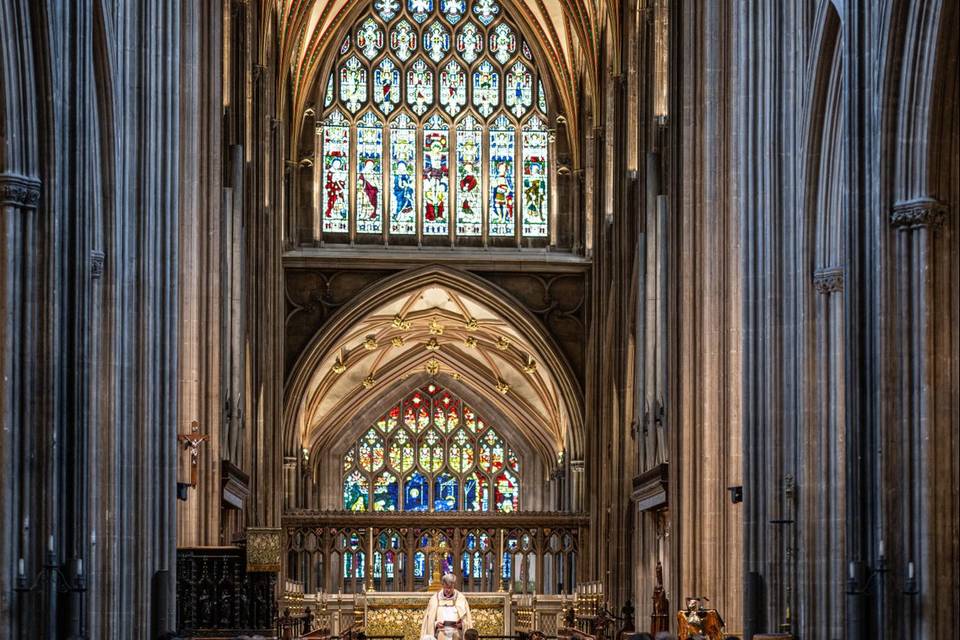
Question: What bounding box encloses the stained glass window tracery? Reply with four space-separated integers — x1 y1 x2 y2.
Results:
342 384 521 512
319 0 550 243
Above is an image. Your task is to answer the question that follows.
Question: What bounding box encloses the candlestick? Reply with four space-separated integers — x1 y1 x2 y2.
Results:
18 558 24 576
908 562 914 580
878 539 885 559
848 561 855 579
77 558 83 576
48 535 54 552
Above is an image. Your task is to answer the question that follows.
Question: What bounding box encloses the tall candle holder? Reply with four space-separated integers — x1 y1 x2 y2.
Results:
15 543 87 640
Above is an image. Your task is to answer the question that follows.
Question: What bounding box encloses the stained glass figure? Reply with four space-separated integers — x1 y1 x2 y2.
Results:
455 116 483 235
521 115 548 237
374 58 401 115
408 0 433 23
439 59 466 116
464 471 489 510
358 428 385 472
441 0 467 24
473 0 500 25
449 430 475 472
537 79 547 113
324 73 334 108
488 115 515 236
389 114 417 234
506 446 520 473
522 40 532 60
390 19 417 62
340 55 367 113
489 23 516 65
422 115 450 235
418 429 444 471
414 551 426 577
406 58 434 116
472 60 499 118
356 112 384 234
456 22 483 64
404 471 430 511
505 61 532 117
377 406 400 433
463 405 479 432
344 470 369 510
388 429 415 473
321 110 350 233
373 471 399 511
424 21 451 63
434 473 459 510
494 470 519 512
375 0 401 20
479 429 505 472
357 18 384 60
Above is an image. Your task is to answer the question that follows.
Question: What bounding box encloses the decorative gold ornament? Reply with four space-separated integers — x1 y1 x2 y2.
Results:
391 336 405 347
363 336 379 350
392 314 412 330
428 318 445 336
425 359 441 375
464 317 480 331
425 337 441 352
522 355 537 374
362 375 376 388
246 528 283 572
463 336 478 348
495 379 510 394
496 336 511 351
331 356 347 374
452 372 463 381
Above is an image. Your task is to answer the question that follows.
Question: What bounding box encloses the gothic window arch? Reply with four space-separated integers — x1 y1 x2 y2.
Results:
341 383 521 513
318 0 550 246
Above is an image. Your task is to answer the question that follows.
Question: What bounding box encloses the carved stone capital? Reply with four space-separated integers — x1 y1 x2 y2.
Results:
0 172 42 209
891 197 947 230
813 267 844 294
90 250 105 279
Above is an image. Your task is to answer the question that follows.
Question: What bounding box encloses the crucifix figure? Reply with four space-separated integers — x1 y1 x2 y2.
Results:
423 540 450 589
178 420 208 487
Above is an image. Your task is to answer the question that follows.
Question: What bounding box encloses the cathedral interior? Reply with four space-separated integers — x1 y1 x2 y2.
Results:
0 0 957 638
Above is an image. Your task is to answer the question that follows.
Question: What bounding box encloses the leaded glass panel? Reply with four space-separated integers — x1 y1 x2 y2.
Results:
356 112 384 233
424 21 451 62
439 60 467 116
521 115 548 237
472 60 499 117
456 22 483 64
321 110 350 233
422 114 450 235
505 61 532 117
488 115 515 236
389 114 417 234
374 58 402 115
406 58 434 115
455 115 483 235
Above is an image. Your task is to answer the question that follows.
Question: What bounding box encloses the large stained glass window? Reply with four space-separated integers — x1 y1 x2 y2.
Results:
317 0 550 243
342 383 521 512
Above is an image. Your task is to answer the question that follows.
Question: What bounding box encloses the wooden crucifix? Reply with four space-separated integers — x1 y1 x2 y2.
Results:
178 420 208 487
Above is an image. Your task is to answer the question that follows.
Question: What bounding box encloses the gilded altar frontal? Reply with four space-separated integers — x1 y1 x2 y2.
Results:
2 0 957 639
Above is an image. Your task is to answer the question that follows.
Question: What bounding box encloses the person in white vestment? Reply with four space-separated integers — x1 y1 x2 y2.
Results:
420 573 474 640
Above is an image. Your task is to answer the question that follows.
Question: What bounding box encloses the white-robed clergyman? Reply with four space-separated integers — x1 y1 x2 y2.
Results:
420 574 474 640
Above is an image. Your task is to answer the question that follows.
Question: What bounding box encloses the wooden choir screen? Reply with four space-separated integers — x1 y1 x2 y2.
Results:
283 512 584 595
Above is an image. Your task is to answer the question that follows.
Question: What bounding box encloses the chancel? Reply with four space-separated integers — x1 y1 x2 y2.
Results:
0 0 957 639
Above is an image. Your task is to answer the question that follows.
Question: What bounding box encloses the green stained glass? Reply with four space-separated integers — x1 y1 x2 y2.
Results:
418 429 444 472
344 470 369 511
388 429 415 473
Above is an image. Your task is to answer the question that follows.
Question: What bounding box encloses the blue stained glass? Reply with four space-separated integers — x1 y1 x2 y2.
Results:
505 61 533 118
356 112 384 234
343 469 369 510
408 0 433 23
374 551 383 578
473 0 500 25
488 115 515 236
390 114 417 234
344 551 367 578
441 0 466 24
373 471 399 511
464 471 489 510
375 0 401 20
414 551 426 578
422 115 450 235
461 552 470 577
433 472 459 510
424 21 451 63
404 470 430 511
501 551 511 578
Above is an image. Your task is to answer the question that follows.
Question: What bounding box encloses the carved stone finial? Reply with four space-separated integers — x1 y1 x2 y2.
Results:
0 173 42 209
813 266 844 294
891 197 948 230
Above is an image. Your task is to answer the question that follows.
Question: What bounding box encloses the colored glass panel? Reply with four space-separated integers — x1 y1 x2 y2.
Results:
357 18 384 60
339 35 351 55
537 79 546 112
473 0 500 25
356 112 384 234
422 115 450 235
344 470 369 511
377 406 400 433
418 429 444 471
522 40 532 60
358 428 385 472
489 23 516 65
506 446 520 472
404 471 430 511
321 110 350 233
374 58 401 115
505 61 532 117
439 59 466 116
472 60 499 118
373 471 399 511
388 429 415 473
375 0 401 21
521 115 548 236
455 22 483 64
408 0 433 23
488 115 515 236
406 58 434 115
455 116 483 235
389 114 417 234
449 430 474 472
494 470 519 512
424 21 451 63
479 429 504 472
414 551 426 577
390 19 417 61
324 73 334 108
441 0 466 24
340 55 367 113
343 446 356 471
434 472 459 510
464 472 489 510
